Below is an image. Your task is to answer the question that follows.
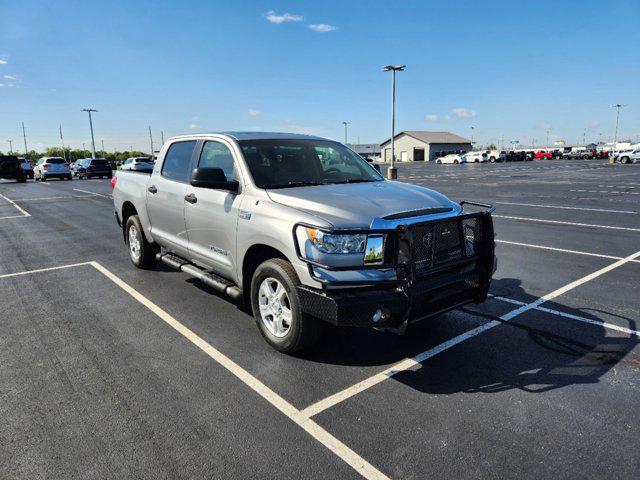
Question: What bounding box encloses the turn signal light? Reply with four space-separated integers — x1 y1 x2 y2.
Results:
110 176 117 189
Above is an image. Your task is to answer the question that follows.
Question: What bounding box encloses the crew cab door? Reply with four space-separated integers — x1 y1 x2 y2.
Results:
184 139 243 277
146 140 197 256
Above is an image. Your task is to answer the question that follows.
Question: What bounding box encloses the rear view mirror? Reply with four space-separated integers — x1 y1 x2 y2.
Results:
191 167 239 193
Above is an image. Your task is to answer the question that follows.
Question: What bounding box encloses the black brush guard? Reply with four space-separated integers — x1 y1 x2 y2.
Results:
293 201 496 332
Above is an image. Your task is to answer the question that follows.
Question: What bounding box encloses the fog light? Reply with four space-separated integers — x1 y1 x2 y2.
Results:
372 308 390 323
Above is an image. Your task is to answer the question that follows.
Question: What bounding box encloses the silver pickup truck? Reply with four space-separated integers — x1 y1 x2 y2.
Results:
112 132 496 353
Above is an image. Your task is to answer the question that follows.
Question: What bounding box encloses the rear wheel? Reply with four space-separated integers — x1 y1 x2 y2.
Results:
489 157 496 163
621 156 630 164
251 258 321 353
125 215 159 269
436 159 442 164
454 159 459 164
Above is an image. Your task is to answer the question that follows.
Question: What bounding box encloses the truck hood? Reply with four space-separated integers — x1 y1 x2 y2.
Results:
266 180 460 228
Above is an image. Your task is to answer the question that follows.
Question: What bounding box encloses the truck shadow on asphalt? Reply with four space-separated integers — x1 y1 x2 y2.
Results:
304 278 639 395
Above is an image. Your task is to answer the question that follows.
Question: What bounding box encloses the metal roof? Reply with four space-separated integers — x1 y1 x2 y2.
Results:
169 131 328 142
380 131 471 146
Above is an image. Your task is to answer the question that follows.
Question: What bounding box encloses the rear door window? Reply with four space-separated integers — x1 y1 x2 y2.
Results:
161 141 196 182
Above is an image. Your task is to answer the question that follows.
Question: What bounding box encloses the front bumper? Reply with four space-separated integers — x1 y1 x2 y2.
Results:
298 260 493 331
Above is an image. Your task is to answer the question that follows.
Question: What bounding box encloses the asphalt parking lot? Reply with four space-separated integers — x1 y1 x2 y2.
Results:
1 158 639 479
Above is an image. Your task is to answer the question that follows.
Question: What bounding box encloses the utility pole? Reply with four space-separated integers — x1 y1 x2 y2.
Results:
81 108 98 159
583 128 586 145
383 64 405 179
342 121 350 145
161 130 165 145
21 122 28 155
148 126 154 159
612 104 624 154
470 126 475 145
546 129 550 148
59 124 67 161
500 135 504 151
7 139 13 153
101 139 105 153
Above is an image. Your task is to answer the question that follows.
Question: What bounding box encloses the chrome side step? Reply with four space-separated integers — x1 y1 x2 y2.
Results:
156 252 243 301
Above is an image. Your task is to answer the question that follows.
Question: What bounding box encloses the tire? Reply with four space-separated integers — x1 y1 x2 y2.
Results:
489 157 495 163
125 215 159 269
108 173 113 179
454 159 459 164
251 258 321 353
67 174 72 180
621 157 630 164
436 159 442 164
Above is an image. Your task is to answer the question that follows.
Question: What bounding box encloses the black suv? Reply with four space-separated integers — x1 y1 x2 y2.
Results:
0 156 27 183
77 158 113 179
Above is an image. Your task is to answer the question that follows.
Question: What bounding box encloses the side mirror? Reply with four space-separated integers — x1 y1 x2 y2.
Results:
191 167 239 193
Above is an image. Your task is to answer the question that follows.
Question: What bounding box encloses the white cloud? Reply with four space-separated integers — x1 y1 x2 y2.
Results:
0 59 6 65
248 108 261 117
3 75 16 80
0 83 5 87
309 23 337 32
266 10 303 24
187 123 199 130
452 108 477 118
425 114 438 121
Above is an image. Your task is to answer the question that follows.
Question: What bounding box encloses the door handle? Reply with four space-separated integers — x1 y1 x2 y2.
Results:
148 185 157 194
184 193 198 204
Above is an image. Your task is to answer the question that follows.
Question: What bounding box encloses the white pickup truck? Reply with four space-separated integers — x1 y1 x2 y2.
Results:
112 132 497 352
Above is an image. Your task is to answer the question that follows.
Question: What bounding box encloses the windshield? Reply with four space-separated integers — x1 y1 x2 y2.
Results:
238 139 383 189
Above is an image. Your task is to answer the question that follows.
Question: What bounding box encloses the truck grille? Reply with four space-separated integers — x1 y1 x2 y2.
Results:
411 216 485 276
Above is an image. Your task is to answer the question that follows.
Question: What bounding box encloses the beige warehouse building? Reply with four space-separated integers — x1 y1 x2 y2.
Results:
380 131 472 162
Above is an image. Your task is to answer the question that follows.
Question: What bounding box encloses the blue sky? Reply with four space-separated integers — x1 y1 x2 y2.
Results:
1 0 639 153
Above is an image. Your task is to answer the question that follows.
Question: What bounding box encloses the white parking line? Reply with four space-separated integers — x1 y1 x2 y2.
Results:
495 239 640 264
490 295 640 338
72 188 112 199
0 261 92 279
493 215 640 232
89 261 389 480
0 192 31 218
9 194 98 202
495 201 636 214
300 249 640 418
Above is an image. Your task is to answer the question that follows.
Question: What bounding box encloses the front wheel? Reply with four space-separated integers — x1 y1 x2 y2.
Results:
454 159 459 164
125 215 159 269
621 157 630 164
251 259 321 353
436 159 442 164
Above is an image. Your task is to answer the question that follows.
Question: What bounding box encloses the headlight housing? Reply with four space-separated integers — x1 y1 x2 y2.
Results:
306 228 367 254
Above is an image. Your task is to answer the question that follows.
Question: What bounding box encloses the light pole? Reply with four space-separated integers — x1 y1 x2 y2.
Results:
59 124 67 161
21 122 28 155
342 121 350 145
612 104 624 154
148 126 154 159
546 129 550 149
7 139 13 153
470 126 475 145
383 64 405 179
101 139 105 153
81 108 98 159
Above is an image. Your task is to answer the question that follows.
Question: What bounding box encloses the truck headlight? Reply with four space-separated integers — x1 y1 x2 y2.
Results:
306 228 367 254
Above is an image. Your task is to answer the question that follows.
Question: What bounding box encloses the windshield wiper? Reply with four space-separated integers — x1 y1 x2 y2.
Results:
336 178 377 184
267 181 326 189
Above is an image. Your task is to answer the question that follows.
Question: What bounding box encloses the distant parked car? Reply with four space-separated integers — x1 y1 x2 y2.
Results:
71 159 87 177
463 151 488 163
435 153 466 164
534 150 552 159
0 155 28 183
76 158 113 179
617 149 640 164
120 157 155 171
18 158 34 178
34 157 72 181
486 150 506 162
563 150 590 160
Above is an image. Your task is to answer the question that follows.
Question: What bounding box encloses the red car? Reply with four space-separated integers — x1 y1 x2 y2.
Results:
534 150 552 159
